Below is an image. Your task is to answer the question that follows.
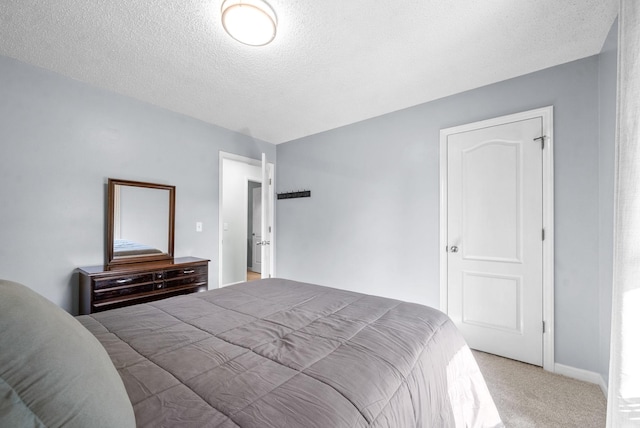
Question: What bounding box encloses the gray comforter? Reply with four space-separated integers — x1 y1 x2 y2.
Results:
77 278 502 427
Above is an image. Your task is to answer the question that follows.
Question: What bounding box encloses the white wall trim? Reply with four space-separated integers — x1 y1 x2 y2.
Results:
439 106 555 372
599 375 608 397
554 363 608 397
220 151 261 167
269 162 276 278
219 280 245 288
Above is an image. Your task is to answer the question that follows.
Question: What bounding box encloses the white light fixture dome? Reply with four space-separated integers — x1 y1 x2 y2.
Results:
221 0 277 46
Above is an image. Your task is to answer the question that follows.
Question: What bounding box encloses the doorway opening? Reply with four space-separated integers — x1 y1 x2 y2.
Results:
219 151 274 287
247 180 262 282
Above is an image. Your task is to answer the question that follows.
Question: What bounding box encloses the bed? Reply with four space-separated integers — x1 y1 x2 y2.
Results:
74 278 503 427
0 277 501 427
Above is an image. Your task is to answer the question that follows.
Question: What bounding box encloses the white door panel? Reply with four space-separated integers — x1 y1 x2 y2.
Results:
447 117 543 366
461 272 521 333
260 153 273 279
462 142 521 262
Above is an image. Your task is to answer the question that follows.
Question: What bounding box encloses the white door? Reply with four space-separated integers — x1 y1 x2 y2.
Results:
251 186 262 273
445 116 544 366
260 153 273 279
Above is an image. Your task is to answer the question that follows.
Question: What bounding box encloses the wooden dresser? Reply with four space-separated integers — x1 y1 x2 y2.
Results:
77 257 209 315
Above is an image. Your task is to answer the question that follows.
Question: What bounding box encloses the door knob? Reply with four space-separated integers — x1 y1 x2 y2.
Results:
449 246 459 253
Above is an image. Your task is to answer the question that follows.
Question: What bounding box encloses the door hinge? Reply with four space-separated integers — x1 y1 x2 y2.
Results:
534 136 546 149
542 228 545 241
542 321 546 333
269 226 271 233
269 178 272 185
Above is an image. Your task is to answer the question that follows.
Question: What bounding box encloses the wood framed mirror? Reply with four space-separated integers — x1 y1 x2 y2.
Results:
107 178 175 266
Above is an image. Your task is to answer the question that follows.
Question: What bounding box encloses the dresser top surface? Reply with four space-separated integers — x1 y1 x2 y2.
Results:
77 257 209 276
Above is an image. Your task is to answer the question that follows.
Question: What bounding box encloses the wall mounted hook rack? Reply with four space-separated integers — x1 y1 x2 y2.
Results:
277 190 311 200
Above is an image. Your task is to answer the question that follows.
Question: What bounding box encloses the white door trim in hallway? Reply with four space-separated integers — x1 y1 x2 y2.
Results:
439 106 554 371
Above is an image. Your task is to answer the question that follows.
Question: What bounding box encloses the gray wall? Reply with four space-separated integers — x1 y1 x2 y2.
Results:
0 55 275 314
276 55 613 374
598 20 618 385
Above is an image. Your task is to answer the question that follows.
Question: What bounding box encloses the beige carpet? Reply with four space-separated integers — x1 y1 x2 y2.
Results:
473 350 606 427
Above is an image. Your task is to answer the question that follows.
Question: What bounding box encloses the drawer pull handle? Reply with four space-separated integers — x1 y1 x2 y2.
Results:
116 278 133 284
183 269 195 274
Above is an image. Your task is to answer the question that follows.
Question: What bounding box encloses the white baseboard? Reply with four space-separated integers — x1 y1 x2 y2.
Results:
598 375 608 397
219 280 245 288
554 363 608 397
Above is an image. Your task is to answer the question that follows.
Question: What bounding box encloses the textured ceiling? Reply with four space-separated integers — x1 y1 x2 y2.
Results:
0 1 618 144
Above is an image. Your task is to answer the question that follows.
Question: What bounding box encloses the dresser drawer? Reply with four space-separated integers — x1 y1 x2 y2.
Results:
93 282 159 301
164 264 207 289
165 275 207 289
165 265 208 280
94 272 155 290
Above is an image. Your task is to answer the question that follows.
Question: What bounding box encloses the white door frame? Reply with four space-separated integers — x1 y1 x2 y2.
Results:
439 106 554 371
260 153 274 280
219 151 275 287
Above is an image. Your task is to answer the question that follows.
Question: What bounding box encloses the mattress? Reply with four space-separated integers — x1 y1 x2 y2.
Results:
77 278 502 427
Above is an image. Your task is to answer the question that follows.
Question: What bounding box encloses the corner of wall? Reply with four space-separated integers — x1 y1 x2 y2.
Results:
596 16 618 390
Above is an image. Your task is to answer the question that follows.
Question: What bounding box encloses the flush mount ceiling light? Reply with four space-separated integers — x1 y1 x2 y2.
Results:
221 0 277 46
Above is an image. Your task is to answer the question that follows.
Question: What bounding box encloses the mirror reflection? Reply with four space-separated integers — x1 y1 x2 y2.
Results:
107 179 175 266
114 185 169 257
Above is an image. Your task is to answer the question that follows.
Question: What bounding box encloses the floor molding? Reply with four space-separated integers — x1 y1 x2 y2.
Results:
598 375 608 397
554 363 608 397
219 280 245 287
